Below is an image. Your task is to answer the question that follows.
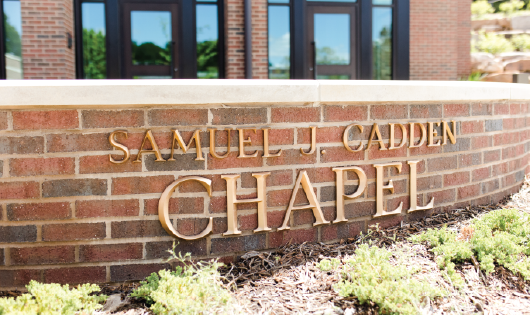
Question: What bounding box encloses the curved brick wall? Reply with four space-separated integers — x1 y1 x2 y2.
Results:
0 81 529 288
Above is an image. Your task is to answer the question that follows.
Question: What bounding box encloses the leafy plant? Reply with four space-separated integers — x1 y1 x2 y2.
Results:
317 258 340 271
131 244 236 315
511 34 530 51
472 0 495 19
0 281 106 315
499 0 526 16
334 245 445 315
474 31 515 54
411 209 530 288
82 28 106 79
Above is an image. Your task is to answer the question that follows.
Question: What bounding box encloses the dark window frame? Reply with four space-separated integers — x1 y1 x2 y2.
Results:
0 0 6 79
74 0 225 79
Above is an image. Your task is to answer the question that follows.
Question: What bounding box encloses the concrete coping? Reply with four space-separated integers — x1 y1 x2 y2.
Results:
0 80 529 108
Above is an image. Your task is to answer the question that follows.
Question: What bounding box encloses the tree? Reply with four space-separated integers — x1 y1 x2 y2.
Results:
82 28 106 79
4 13 21 57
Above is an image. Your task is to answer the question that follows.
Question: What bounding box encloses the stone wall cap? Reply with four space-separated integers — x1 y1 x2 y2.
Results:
0 80 525 109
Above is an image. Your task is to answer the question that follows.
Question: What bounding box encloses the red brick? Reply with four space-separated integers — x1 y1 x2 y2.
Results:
82 110 144 128
80 155 142 174
211 235 266 253
178 174 226 192
211 108 267 125
43 179 107 197
494 103 510 115
367 145 407 160
241 170 293 188
176 218 210 236
303 167 335 183
472 136 491 150
472 167 491 182
368 215 403 230
371 105 407 119
269 228 317 247
0 112 7 130
444 171 470 187
266 149 316 166
146 239 207 258
209 196 227 213
417 175 442 191
427 156 457 172
76 199 139 218
409 144 443 156
0 269 42 287
0 225 37 243
148 109 208 126
444 104 469 117
7 202 71 221
267 210 287 228
510 103 521 115
111 220 166 238
44 267 106 285
484 150 501 163
208 151 263 169
321 224 337 241
0 181 40 200
461 120 484 134
267 128 294 145
46 133 112 152
0 136 44 154
144 197 203 215
42 223 106 241
457 184 480 200
471 103 492 116
10 157 75 177
323 105 368 122
297 126 344 144
79 243 143 262
410 104 442 118
320 146 364 163
112 175 175 195
11 246 75 265
426 188 456 204
13 110 78 130
293 209 316 226
239 214 258 231
336 221 364 239
271 107 320 123
110 263 170 282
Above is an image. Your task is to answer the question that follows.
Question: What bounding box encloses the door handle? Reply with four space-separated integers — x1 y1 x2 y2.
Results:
311 41 317 80
170 41 176 78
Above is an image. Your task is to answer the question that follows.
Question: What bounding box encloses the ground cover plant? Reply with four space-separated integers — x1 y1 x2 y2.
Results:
0 281 106 315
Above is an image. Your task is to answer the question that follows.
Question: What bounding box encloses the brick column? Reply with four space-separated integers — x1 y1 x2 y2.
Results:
20 0 75 79
251 0 268 79
225 0 246 78
457 0 471 79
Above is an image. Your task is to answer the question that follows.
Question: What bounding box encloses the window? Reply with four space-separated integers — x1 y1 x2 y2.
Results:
372 0 393 80
81 1 107 79
3 0 23 79
197 1 220 78
268 0 290 79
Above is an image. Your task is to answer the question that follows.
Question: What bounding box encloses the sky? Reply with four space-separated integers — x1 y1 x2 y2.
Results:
82 2 106 34
4 0 22 36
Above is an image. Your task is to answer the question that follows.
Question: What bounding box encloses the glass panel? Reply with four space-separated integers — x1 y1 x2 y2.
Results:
131 11 171 66
314 14 349 65
197 4 219 79
82 2 106 79
373 0 392 4
133 75 172 79
3 0 23 79
268 0 290 3
268 6 290 79
317 74 349 79
198 0 217 2
307 0 356 2
372 7 392 80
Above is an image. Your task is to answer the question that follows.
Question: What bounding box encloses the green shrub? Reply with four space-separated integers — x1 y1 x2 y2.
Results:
0 281 106 315
411 209 530 288
334 245 445 315
317 258 340 271
511 34 530 51
474 31 515 54
499 0 526 16
472 0 495 19
131 248 236 315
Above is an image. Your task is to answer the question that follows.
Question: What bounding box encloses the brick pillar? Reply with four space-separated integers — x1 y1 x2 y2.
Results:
20 0 76 79
225 0 245 78
251 0 267 79
457 0 471 79
409 0 459 80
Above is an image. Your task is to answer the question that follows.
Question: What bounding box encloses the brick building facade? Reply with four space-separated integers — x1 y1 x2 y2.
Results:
0 0 471 80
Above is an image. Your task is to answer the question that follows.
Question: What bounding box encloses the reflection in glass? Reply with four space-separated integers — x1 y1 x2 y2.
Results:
197 4 219 79
372 7 392 80
268 6 290 79
131 11 171 66
307 0 356 2
82 2 106 79
314 14 349 65
372 0 392 4
317 75 349 79
3 0 23 79
268 0 290 3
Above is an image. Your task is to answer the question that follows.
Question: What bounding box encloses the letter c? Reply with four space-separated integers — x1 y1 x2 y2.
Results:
158 176 213 240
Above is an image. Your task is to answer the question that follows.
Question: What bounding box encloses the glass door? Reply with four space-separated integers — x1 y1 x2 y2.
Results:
122 3 178 78
306 5 356 79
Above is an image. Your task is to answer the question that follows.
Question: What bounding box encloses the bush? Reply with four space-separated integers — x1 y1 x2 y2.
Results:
411 209 530 288
334 245 445 315
499 0 526 16
472 0 495 19
131 247 236 315
474 31 515 54
0 281 106 315
511 34 530 51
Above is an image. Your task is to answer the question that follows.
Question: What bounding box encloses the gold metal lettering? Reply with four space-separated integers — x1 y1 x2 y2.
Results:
263 128 282 158
237 128 259 158
366 123 387 150
158 176 213 240
109 130 130 164
442 120 457 145
222 172 271 235
300 126 317 155
343 124 364 152
332 166 367 223
279 170 329 230
169 129 204 161
133 130 165 163
427 122 441 147
409 123 427 148
388 123 407 150
208 128 231 159
407 161 434 212
373 163 403 217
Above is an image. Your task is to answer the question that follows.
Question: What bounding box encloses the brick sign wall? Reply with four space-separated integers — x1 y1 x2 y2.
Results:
0 82 529 288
